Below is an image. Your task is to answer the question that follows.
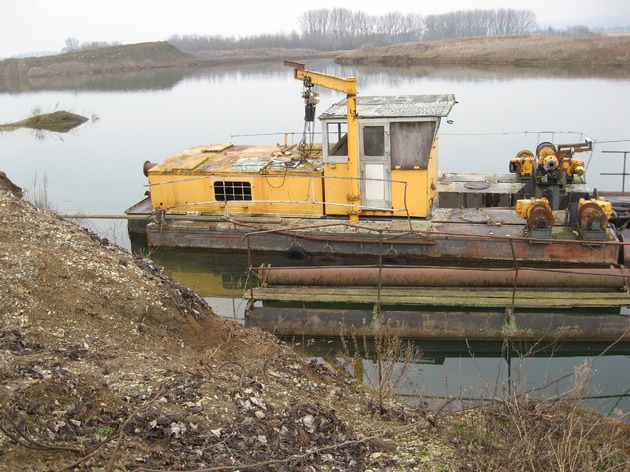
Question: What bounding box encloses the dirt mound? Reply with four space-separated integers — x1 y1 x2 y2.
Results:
0 189 458 470
0 42 192 78
0 172 22 198
2 188 627 470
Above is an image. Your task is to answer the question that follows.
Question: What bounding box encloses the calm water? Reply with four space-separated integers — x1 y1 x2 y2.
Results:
2 59 629 418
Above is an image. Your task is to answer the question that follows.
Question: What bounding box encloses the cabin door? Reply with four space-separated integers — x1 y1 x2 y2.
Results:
359 123 391 210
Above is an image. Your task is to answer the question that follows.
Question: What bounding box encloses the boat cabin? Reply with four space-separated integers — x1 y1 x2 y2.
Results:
319 95 454 217
144 94 456 221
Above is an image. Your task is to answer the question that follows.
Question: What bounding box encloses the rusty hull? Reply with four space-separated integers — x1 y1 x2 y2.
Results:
246 306 630 342
145 215 621 266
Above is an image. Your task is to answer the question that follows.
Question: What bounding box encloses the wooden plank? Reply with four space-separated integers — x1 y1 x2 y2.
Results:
256 286 626 299
250 286 630 309
253 286 630 300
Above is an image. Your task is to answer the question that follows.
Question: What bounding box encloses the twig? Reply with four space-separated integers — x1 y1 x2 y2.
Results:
56 384 171 472
106 384 175 472
0 408 85 454
136 423 420 472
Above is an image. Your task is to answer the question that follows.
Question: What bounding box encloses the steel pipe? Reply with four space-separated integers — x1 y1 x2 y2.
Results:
259 265 628 289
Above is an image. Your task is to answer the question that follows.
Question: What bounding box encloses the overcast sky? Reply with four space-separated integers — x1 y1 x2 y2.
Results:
1 0 628 58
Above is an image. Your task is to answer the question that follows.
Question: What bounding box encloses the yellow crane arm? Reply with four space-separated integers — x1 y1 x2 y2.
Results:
284 61 361 223
284 60 357 95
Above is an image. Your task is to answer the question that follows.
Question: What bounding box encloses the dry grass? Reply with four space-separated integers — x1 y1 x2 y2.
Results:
337 35 630 68
453 361 630 471
339 319 423 414
334 331 630 470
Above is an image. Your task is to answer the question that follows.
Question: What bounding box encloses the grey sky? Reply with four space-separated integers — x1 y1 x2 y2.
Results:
1 0 628 57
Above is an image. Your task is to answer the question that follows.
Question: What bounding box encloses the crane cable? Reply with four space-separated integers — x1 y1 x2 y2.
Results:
299 77 319 158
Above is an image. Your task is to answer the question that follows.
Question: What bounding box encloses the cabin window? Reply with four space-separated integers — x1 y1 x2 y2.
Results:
390 121 437 170
214 181 252 201
326 122 348 157
363 126 385 156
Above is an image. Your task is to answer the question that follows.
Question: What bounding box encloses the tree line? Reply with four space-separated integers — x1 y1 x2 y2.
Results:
422 9 537 40
167 8 596 52
63 8 598 55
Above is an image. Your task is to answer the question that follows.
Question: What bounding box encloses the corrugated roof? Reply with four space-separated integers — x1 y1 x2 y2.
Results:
320 94 456 120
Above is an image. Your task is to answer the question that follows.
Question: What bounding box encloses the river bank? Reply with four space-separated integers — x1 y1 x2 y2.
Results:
0 35 628 80
0 42 335 79
1 179 629 469
335 34 630 68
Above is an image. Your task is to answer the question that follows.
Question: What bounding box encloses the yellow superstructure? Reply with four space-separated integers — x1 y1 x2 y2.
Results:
146 62 456 222
147 143 325 217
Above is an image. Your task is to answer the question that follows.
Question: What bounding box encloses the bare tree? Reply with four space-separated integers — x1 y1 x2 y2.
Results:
512 10 538 34
329 8 353 38
351 10 374 37
63 37 80 52
299 9 331 37
424 9 537 40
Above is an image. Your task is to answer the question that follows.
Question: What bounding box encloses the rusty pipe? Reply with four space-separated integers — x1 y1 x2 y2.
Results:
143 160 158 177
259 265 627 290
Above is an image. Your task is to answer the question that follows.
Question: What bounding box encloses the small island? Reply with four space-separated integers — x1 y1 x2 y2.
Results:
0 110 88 133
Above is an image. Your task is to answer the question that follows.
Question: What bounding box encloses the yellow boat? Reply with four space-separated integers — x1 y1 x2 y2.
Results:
126 61 630 341
128 61 623 267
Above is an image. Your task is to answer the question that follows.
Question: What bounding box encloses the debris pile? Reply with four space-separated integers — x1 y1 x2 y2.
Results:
0 189 458 470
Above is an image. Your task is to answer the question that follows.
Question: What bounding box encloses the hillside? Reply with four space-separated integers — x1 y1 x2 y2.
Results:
0 42 334 79
335 34 630 67
0 41 190 78
1 181 629 470
1 35 629 80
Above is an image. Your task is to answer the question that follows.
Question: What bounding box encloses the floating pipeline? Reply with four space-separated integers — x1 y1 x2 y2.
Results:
257 265 629 290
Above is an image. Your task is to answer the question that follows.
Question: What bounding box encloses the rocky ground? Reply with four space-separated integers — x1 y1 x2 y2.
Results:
1 182 629 471
0 186 465 470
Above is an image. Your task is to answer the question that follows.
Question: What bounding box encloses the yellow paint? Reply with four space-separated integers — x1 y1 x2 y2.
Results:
148 143 324 216
579 198 612 219
321 163 353 216
147 134 440 219
515 197 551 219
564 158 585 177
146 65 450 222
290 61 362 222
509 150 535 176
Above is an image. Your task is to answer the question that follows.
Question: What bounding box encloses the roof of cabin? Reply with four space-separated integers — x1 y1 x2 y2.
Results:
149 143 324 175
319 94 456 120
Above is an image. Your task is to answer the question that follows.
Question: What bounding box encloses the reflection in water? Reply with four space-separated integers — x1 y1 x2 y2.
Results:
289 337 630 422
0 68 188 93
0 61 294 94
3 59 630 95
137 240 630 421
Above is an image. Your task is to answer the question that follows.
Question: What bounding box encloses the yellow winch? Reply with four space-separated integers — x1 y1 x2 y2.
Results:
577 198 612 231
516 197 554 231
508 150 535 176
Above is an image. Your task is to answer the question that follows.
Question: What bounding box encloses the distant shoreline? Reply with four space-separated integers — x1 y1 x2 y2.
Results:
334 34 630 68
0 35 628 80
